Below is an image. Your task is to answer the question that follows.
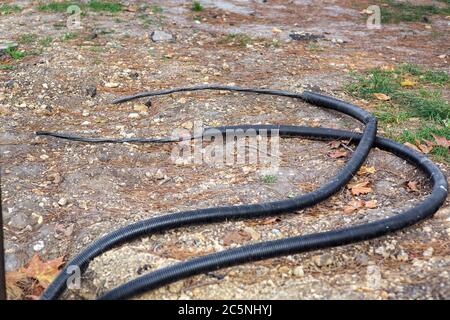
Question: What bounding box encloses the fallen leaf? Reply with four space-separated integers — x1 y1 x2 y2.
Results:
432 134 450 148
365 200 378 209
343 200 365 214
401 79 416 87
415 139 433 154
21 254 65 289
223 230 252 246
329 141 341 149
328 150 348 158
6 271 26 299
357 165 376 175
406 181 420 192
373 93 390 101
404 142 421 153
348 180 373 195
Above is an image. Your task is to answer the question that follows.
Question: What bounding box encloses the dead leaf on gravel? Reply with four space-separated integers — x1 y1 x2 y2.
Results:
329 141 341 149
365 200 378 209
328 150 348 158
373 93 390 101
406 181 420 192
357 166 376 175
6 271 26 299
347 180 373 195
343 200 365 214
21 254 65 289
223 230 252 246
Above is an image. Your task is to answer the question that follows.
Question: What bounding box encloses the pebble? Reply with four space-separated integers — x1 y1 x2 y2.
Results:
86 85 97 97
312 254 333 267
82 110 90 117
133 104 148 113
33 240 45 252
58 197 68 206
128 112 140 119
150 30 173 42
8 212 31 229
423 247 433 257
5 80 15 89
293 266 304 277
104 82 119 88
39 154 49 160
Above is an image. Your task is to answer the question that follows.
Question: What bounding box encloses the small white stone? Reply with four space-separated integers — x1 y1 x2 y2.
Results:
40 154 49 160
82 110 90 117
423 247 433 257
293 266 304 277
128 112 140 119
33 240 45 251
104 82 119 88
58 197 68 206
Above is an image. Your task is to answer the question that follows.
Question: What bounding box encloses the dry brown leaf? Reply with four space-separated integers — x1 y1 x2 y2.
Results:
328 150 348 158
373 93 390 101
365 200 378 209
404 142 421 153
343 200 365 214
432 134 450 148
223 230 252 246
406 181 420 192
21 254 65 289
357 166 376 175
329 141 341 149
6 271 27 299
348 180 373 195
415 140 433 154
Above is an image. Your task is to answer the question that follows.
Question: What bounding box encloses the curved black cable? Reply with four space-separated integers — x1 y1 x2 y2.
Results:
36 87 447 300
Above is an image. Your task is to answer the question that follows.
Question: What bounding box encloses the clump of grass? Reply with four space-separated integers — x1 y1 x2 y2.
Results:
40 36 54 47
218 33 253 48
345 69 399 99
394 90 449 121
191 1 204 12
38 1 122 13
151 5 163 14
0 65 15 70
262 175 277 184
397 63 449 86
380 0 450 23
398 126 450 163
0 4 22 15
18 34 38 44
61 32 78 41
4 47 27 60
88 1 122 13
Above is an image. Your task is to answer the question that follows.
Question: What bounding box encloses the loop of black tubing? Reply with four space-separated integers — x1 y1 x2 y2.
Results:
34 87 447 300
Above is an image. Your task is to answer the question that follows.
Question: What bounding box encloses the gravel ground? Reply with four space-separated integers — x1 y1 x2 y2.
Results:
1 0 449 300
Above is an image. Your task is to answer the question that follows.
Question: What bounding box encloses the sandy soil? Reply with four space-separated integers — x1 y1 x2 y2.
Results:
0 0 449 299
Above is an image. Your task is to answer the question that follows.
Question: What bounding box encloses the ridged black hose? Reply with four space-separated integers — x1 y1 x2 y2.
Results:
36 87 447 300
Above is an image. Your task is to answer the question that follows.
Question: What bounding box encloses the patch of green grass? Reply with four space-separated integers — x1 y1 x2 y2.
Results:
381 0 450 23
191 1 204 12
262 175 277 184
151 5 163 14
4 47 27 60
61 32 78 41
394 90 449 121
398 126 449 163
18 34 38 44
38 1 122 13
88 1 122 12
397 63 449 86
0 65 15 70
218 33 253 48
39 36 54 47
346 69 399 99
0 4 22 15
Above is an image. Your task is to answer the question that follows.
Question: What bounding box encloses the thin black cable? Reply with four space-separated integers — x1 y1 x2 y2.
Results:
36 87 447 300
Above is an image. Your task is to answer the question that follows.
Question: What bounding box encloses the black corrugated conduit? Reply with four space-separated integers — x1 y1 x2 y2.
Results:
35 87 447 300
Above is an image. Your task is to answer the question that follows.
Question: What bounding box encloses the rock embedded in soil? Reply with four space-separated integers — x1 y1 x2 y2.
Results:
86 85 97 98
150 30 173 42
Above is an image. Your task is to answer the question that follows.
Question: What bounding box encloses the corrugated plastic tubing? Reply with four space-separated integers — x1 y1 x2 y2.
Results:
36 87 448 300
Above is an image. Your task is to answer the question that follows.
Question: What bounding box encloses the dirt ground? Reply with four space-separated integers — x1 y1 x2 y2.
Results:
1 0 449 300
